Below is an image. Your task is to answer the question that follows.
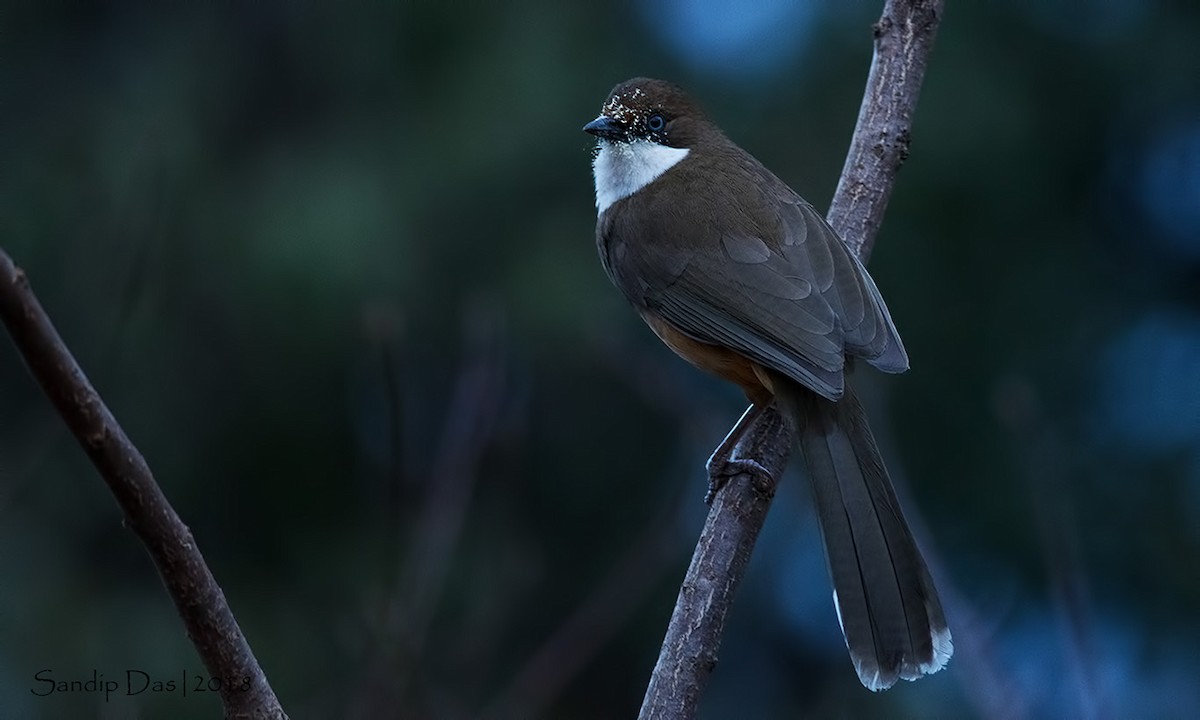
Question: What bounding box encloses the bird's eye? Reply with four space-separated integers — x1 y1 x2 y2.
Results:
646 114 666 132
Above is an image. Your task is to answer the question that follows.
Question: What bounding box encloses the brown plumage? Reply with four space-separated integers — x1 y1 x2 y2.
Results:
586 77 951 690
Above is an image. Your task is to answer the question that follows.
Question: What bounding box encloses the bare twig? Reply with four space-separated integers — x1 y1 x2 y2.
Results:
0 248 287 720
995 376 1101 720
828 0 946 262
393 306 508 677
639 411 792 720
638 1 946 717
351 304 510 719
485 489 682 720
479 328 745 719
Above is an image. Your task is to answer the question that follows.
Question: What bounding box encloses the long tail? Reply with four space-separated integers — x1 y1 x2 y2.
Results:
777 379 952 691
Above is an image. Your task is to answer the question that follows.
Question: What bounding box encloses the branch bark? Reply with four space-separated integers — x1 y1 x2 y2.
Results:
0 248 288 720
638 1 945 718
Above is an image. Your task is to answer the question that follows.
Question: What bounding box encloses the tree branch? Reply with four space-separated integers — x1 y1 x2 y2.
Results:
638 1 945 717
0 248 288 720
829 0 946 262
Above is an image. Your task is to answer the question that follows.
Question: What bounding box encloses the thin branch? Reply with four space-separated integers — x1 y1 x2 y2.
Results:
350 305 510 719
392 305 508 698
995 376 1100 720
829 0 946 262
638 1 946 717
0 248 288 720
639 411 792 720
485 489 681 719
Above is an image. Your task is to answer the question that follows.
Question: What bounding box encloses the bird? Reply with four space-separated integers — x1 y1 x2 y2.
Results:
583 77 951 691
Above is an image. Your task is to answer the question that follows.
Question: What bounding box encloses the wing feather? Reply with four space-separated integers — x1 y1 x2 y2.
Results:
599 151 908 399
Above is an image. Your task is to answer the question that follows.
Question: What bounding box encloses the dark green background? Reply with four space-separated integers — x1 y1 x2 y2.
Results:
3 1 1199 718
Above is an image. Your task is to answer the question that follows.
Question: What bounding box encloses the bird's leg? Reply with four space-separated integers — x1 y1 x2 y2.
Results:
704 403 773 503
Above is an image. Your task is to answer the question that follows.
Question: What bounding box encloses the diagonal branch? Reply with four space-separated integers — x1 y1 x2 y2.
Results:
638 1 946 718
0 248 288 720
829 0 947 262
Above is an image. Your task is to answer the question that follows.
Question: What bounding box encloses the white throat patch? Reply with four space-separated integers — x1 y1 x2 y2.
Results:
591 139 690 215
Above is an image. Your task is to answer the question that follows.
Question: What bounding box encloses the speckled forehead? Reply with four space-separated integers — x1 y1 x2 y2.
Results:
602 86 652 123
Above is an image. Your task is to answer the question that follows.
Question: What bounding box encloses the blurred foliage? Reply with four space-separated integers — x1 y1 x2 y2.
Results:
2 1 1200 718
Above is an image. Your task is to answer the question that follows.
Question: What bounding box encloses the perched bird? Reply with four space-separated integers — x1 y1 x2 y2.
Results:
584 77 951 690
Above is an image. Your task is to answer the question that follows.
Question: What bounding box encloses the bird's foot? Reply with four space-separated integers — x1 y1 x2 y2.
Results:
704 457 775 504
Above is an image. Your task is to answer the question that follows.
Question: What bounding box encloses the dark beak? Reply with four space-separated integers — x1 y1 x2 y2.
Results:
583 115 626 141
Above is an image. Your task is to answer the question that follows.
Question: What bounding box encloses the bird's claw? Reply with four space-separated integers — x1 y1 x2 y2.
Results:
704 458 775 504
